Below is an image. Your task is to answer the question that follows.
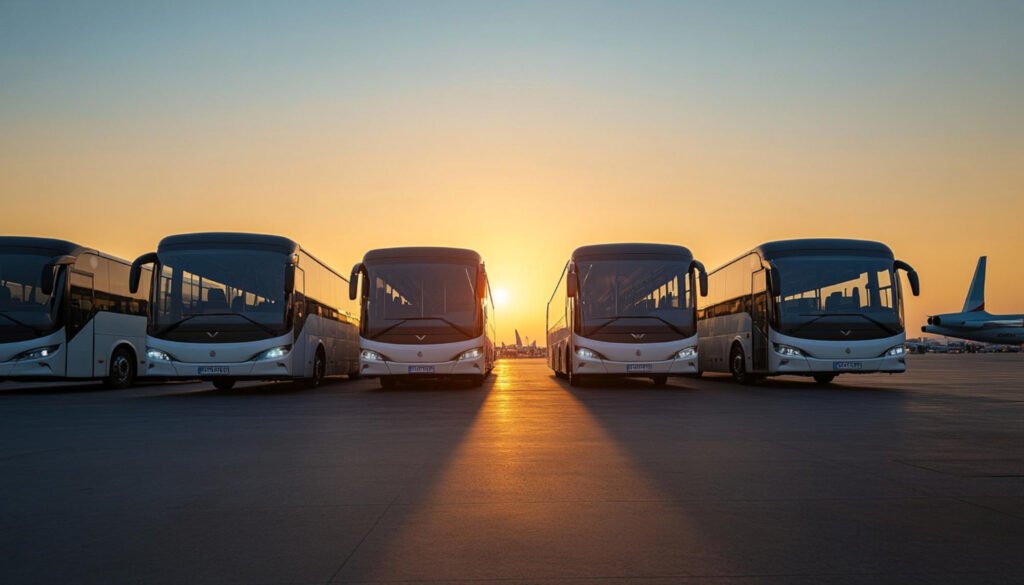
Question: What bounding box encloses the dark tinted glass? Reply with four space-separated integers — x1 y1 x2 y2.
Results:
153 249 289 339
363 262 480 341
0 251 63 340
576 258 694 338
774 256 902 339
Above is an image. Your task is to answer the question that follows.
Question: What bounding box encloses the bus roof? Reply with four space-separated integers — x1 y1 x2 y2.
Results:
755 238 894 261
362 247 482 264
0 237 89 257
158 232 300 255
571 243 694 261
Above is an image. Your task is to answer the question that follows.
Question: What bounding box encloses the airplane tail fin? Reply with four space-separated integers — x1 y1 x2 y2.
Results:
961 256 987 312
515 329 522 347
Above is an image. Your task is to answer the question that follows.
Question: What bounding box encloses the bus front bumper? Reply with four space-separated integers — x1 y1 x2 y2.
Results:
361 356 485 377
574 356 699 376
0 350 63 379
144 357 294 379
773 354 907 375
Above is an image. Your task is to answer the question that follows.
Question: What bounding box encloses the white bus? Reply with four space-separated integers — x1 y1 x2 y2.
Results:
349 247 496 388
129 233 359 390
1 237 150 388
547 243 708 386
697 239 920 384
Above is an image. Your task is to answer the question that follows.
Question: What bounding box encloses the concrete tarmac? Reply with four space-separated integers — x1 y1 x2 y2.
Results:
2 355 1023 584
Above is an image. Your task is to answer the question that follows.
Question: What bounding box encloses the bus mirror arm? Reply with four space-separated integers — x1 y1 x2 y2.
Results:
40 255 76 296
129 252 158 294
691 260 708 297
894 260 920 296
349 263 363 301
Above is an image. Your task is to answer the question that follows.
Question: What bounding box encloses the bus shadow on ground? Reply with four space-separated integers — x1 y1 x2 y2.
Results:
551 374 697 392
694 372 905 393
369 378 491 393
146 376 357 398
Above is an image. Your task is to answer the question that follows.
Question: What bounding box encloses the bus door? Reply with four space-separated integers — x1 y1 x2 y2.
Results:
66 269 94 377
291 266 307 376
751 269 769 372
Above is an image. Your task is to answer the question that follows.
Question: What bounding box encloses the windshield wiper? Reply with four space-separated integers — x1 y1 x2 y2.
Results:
0 312 44 335
156 312 278 337
371 316 475 339
791 312 899 336
586 315 689 337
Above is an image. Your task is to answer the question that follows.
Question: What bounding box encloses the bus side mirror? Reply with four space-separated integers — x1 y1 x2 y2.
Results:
40 255 75 295
566 268 578 298
691 260 708 297
349 263 363 300
129 252 158 294
895 260 920 296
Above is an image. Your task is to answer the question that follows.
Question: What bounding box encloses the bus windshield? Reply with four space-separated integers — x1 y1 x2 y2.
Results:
577 258 694 340
152 249 289 342
0 252 63 342
363 262 480 342
773 255 902 340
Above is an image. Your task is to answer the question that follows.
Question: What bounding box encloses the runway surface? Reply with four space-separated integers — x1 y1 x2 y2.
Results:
2 355 1023 584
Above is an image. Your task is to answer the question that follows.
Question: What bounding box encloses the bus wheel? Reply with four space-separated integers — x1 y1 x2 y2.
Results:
813 374 837 385
568 363 585 387
651 375 668 386
212 379 236 391
104 347 136 390
306 348 326 388
730 345 751 385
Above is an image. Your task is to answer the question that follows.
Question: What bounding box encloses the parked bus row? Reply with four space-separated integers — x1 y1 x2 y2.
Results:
2 234 919 390
547 239 920 386
0 234 495 390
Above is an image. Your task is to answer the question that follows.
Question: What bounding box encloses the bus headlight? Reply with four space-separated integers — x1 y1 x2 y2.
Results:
576 347 604 360
361 349 386 361
145 348 174 362
456 348 483 361
884 345 906 357
13 345 60 361
673 346 697 359
253 345 291 361
774 344 805 357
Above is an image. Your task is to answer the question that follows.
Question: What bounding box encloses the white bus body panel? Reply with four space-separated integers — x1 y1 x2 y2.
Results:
0 329 68 378
359 335 490 377
570 333 699 376
91 312 147 377
768 330 906 374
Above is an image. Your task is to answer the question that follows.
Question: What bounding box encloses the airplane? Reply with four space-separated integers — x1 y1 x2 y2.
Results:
922 256 1024 345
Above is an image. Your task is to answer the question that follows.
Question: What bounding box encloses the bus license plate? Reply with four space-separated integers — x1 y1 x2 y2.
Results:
832 361 863 371
627 363 653 372
409 365 435 374
199 366 230 376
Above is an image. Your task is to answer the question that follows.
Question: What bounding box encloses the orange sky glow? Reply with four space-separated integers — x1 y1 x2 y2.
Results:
2 3 1021 344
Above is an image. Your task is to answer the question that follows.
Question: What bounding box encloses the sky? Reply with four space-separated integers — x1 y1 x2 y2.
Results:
1 0 1022 343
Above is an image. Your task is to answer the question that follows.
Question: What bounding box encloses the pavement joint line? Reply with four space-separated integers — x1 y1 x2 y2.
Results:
324 459 432 585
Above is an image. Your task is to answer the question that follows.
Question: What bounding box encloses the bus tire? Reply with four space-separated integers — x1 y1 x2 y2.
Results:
305 347 326 388
730 344 752 385
813 374 837 385
104 346 136 390
651 374 668 386
568 362 585 387
212 379 236 391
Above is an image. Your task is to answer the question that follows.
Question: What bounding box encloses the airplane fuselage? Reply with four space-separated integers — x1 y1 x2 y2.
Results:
922 311 1024 344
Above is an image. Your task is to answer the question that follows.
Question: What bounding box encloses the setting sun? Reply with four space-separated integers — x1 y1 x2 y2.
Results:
491 287 510 308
